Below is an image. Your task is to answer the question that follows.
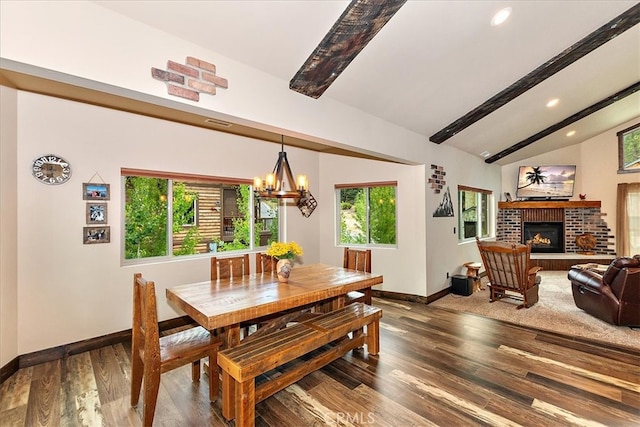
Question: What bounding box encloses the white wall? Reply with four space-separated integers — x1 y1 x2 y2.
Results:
317 143 503 297
3 90 506 356
13 92 319 355
0 0 426 164
0 0 504 361
581 118 640 235
8 91 494 356
0 86 18 366
318 155 427 296
425 143 503 291
501 117 640 250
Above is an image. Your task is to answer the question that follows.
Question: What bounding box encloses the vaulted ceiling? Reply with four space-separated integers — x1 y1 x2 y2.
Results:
9 1 640 166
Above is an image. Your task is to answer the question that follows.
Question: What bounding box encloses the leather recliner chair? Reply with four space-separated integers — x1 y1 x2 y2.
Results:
568 255 640 326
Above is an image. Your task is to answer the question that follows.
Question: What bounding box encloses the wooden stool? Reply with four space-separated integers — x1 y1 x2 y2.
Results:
463 262 483 291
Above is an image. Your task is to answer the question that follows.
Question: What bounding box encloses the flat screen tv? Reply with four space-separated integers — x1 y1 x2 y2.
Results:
515 165 576 200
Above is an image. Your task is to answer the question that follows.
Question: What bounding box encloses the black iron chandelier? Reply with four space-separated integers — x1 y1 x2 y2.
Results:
254 136 308 200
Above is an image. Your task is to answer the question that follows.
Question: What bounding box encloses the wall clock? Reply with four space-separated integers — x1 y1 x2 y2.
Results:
31 154 72 185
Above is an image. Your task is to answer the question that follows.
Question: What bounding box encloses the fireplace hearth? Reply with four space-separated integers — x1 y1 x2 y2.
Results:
523 222 564 253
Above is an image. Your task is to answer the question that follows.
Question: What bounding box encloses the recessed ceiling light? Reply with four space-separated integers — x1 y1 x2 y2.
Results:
546 98 560 108
480 151 491 158
566 130 576 137
491 7 512 26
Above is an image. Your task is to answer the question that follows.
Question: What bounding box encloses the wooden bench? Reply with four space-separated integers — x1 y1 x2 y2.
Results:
217 302 382 426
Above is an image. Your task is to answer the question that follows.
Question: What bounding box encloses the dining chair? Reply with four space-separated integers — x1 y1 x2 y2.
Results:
239 253 278 335
255 252 277 275
210 254 250 281
343 247 372 305
211 255 252 338
131 273 221 427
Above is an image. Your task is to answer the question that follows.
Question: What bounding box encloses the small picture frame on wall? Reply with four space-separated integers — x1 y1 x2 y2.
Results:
83 183 110 200
504 192 513 202
83 226 110 244
86 202 108 224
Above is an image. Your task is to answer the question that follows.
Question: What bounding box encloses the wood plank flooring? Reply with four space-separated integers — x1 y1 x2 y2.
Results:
1 297 639 426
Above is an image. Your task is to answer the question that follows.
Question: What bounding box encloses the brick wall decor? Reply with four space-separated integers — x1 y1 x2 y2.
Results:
428 164 446 194
152 57 228 102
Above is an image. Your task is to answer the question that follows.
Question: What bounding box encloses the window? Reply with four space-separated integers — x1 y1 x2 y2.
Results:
122 169 278 261
458 186 492 241
618 122 640 174
182 198 197 227
336 182 397 246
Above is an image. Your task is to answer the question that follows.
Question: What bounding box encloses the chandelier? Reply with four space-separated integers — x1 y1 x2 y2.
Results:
254 136 308 199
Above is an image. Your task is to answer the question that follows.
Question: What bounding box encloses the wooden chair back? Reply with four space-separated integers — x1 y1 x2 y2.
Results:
211 254 250 281
131 273 221 426
475 238 541 308
475 240 530 290
343 247 372 273
256 252 277 274
132 273 160 367
343 247 372 305
236 253 277 336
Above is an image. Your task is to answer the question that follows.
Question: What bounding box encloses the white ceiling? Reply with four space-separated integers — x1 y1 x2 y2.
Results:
94 0 639 165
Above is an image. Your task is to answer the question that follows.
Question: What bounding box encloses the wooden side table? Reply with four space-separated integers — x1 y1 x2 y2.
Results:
463 262 483 291
571 263 608 275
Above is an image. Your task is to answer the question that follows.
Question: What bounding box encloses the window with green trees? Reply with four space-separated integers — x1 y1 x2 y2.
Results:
618 123 640 173
458 186 491 241
336 182 397 246
122 170 277 261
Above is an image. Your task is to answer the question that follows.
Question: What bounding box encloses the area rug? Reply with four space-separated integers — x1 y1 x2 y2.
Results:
431 271 640 351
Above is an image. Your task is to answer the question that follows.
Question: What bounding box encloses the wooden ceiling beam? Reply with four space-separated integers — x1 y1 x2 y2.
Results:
429 3 640 145
485 81 640 164
289 0 407 99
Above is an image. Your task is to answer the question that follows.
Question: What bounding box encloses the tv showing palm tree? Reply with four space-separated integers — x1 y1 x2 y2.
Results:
515 165 576 200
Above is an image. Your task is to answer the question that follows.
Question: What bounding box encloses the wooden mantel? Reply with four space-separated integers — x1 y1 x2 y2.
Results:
498 200 600 209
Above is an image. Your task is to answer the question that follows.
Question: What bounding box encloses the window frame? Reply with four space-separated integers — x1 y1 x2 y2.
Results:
335 181 398 248
458 185 493 243
181 197 198 227
618 122 640 174
121 168 272 265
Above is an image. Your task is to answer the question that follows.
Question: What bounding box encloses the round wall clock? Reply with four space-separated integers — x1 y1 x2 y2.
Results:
31 154 72 185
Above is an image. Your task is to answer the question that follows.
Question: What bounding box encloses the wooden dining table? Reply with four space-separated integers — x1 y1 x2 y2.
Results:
166 262 383 418
166 263 383 346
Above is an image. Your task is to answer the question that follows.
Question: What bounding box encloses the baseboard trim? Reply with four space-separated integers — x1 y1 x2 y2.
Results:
0 356 19 385
1 290 449 383
0 315 195 385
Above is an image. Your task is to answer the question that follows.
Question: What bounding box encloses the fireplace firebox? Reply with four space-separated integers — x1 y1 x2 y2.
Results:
522 222 564 253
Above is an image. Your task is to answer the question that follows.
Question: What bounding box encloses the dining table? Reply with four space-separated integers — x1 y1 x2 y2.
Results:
165 262 383 418
166 262 383 345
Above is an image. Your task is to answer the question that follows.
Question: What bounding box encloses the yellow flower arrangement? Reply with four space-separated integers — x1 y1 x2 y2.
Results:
265 241 303 260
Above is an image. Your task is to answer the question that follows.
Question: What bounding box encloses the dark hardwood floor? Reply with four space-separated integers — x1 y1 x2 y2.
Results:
1 297 639 426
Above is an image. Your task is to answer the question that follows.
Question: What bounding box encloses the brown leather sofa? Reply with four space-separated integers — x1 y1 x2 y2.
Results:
568 255 640 326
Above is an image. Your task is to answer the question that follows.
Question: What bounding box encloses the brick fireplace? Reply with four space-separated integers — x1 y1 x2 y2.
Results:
496 201 615 269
